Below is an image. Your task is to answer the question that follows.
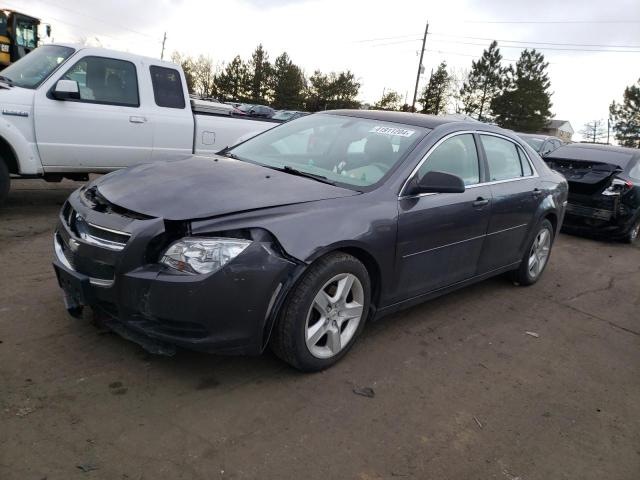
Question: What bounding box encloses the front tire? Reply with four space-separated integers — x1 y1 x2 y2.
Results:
512 219 554 286
0 160 9 207
270 252 371 372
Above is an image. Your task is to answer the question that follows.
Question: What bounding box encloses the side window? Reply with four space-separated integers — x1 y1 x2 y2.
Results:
481 135 527 181
517 146 534 176
61 56 139 107
150 66 185 109
418 134 480 186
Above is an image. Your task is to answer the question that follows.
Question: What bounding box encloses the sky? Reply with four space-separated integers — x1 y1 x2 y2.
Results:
10 0 640 140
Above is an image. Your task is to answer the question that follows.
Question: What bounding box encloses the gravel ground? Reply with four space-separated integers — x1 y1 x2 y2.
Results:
1 180 639 480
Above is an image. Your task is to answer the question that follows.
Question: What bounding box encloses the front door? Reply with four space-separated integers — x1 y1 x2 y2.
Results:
35 54 152 169
395 133 491 301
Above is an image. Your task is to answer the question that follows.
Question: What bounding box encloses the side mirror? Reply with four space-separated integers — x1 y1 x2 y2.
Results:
410 171 466 195
52 79 80 101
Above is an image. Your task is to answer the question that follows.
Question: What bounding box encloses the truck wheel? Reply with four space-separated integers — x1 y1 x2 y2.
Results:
270 252 370 372
511 219 554 286
0 160 10 207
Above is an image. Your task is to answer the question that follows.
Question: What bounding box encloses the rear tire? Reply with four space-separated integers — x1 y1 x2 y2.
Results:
511 219 554 286
270 252 370 372
0 160 9 207
623 217 640 244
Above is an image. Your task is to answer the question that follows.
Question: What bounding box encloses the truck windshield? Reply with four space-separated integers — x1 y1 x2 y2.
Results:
1 45 75 89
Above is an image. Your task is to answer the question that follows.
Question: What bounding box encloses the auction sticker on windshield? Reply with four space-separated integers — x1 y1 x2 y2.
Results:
369 126 415 137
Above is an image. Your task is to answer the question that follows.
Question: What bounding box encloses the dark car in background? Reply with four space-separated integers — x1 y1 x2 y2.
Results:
53 111 567 371
236 103 276 118
272 110 309 122
518 133 565 156
544 143 640 243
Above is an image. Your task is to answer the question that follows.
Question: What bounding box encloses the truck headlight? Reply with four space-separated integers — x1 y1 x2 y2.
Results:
160 237 251 275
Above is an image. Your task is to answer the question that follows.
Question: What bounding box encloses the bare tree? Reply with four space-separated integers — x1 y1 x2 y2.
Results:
580 120 608 143
192 56 218 99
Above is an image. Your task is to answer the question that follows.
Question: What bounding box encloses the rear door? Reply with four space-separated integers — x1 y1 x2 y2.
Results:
476 133 542 273
35 53 153 169
395 132 492 300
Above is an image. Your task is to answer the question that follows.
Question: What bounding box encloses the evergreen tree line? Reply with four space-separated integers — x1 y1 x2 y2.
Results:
376 41 555 133
609 78 640 148
171 45 360 112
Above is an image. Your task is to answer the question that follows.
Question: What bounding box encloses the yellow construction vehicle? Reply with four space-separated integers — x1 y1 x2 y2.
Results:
0 9 50 68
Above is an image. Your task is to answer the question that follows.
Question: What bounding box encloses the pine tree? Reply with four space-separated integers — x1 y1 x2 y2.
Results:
272 52 306 110
420 62 450 115
609 78 640 148
490 49 553 132
216 55 249 101
459 41 504 121
170 52 196 94
247 44 272 103
306 70 361 111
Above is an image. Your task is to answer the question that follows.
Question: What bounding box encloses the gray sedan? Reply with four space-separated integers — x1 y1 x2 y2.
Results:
53 110 568 371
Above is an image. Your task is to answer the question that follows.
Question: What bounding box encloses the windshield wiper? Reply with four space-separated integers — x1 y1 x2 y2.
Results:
0 75 14 86
279 165 336 186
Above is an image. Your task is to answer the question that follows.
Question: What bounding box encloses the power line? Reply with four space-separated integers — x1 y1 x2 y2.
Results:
429 32 640 49
33 0 161 40
427 38 640 53
461 19 640 24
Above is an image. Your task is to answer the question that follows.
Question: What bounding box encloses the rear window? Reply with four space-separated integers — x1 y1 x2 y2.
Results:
150 66 185 109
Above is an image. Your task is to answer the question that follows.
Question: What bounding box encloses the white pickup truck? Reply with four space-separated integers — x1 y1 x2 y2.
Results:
0 44 278 204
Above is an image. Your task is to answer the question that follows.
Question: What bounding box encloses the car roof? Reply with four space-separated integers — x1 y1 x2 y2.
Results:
546 143 639 168
517 133 551 140
320 109 484 129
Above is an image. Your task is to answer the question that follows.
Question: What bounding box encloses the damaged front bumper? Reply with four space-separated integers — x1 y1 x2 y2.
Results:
562 192 638 238
52 190 299 356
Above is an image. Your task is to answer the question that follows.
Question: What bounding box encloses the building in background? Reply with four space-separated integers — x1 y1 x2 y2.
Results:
539 120 574 142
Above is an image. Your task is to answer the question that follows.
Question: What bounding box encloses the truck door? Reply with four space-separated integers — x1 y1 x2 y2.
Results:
34 54 153 169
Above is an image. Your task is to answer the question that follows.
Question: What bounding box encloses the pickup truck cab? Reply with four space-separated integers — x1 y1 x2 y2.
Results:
0 44 277 204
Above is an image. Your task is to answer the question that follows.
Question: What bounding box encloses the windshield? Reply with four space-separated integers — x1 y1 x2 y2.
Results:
1 45 75 88
238 104 253 112
272 111 294 120
230 114 427 189
521 137 544 152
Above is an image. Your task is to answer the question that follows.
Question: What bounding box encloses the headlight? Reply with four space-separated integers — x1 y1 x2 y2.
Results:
160 237 251 275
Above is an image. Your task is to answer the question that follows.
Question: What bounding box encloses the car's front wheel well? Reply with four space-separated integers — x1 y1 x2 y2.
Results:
335 247 381 311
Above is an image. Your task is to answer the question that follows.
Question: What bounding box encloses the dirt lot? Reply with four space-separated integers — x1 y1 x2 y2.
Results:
1 180 639 480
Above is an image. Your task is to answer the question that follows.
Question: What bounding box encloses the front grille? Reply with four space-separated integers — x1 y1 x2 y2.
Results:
64 204 130 251
55 232 115 281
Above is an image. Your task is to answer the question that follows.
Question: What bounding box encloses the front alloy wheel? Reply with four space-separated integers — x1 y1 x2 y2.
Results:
271 252 370 372
305 273 364 359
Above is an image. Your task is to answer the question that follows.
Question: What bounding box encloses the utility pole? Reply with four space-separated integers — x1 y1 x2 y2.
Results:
607 118 611 144
160 32 167 60
411 21 429 112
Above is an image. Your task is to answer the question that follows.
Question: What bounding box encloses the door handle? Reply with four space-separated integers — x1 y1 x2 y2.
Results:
472 197 490 208
532 188 543 197
129 116 147 123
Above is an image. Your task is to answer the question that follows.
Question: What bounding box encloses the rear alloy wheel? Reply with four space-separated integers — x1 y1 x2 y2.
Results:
512 219 554 286
270 252 370 372
623 218 640 244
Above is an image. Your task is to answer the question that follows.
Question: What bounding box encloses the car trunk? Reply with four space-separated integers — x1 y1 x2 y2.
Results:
545 158 622 221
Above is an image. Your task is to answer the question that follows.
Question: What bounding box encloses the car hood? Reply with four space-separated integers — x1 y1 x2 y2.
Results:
94 156 359 221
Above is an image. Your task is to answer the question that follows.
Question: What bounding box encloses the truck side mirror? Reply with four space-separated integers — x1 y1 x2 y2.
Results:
52 79 80 101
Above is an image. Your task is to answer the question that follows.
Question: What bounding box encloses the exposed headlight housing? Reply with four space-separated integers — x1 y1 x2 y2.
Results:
160 237 251 275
